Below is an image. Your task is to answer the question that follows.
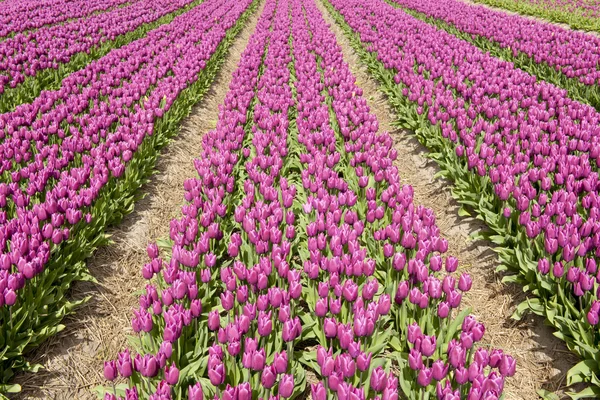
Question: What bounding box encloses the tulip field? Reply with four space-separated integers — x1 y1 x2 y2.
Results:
2 0 600 398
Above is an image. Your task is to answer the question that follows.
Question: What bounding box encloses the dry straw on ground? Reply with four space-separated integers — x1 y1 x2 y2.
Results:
11 2 266 398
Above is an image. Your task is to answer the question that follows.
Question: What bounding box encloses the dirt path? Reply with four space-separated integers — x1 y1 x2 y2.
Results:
315 0 578 399
11 2 266 398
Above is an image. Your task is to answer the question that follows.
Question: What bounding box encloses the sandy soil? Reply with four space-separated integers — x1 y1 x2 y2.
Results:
315 0 579 399
10 1 266 398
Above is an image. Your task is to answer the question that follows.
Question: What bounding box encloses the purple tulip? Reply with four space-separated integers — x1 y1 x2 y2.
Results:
499 355 517 377
208 361 225 386
417 367 432 387
273 351 288 374
311 383 327 400
278 374 294 398
261 365 277 389
117 350 133 378
103 361 117 381
188 383 204 400
370 366 388 392
165 363 179 385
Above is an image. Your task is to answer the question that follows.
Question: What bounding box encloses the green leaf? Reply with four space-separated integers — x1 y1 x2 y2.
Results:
565 385 600 400
567 359 600 386
537 389 560 400
457 206 471 217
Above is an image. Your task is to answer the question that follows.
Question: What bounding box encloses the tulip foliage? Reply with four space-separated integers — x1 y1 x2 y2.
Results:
323 0 600 396
0 0 256 394
471 0 600 33
386 0 600 112
100 0 515 399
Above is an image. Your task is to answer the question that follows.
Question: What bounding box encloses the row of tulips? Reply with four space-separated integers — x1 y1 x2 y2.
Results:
102 0 299 397
0 0 194 93
290 0 515 398
100 0 515 398
386 0 600 112
0 0 132 39
0 0 200 113
322 0 600 396
471 0 600 33
0 0 257 394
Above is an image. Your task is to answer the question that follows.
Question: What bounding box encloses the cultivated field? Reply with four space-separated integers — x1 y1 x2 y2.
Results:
0 0 599 399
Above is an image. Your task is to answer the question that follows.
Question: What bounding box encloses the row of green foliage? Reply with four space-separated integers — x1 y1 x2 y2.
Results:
471 0 600 33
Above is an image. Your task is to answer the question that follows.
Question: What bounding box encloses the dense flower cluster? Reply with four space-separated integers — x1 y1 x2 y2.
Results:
0 0 252 311
292 0 513 398
0 0 195 94
326 0 600 393
330 0 600 325
101 0 514 399
392 0 600 86
0 0 131 38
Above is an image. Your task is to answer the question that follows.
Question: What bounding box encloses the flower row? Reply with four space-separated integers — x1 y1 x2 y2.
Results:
324 0 600 395
100 0 514 399
0 0 195 94
0 0 254 391
0 0 131 39
391 0 600 87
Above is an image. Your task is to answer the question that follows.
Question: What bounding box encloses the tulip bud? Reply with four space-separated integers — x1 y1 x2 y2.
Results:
315 297 328 317
408 348 423 371
147 243 159 259
188 383 204 400
378 294 391 315
238 382 251 400
458 273 472 291
537 259 550 275
417 367 432 387
421 335 436 357
208 310 220 331
324 318 337 338
103 361 117 381
499 355 516 377
273 351 288 374
431 360 448 381
165 363 179 385
311 383 327 400
117 350 133 378
278 374 294 398
261 365 277 389
208 361 225 386
356 350 371 371
370 366 387 392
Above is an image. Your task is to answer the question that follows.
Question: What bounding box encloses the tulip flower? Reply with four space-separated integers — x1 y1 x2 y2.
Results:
278 374 294 398
103 361 117 381
370 366 388 392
